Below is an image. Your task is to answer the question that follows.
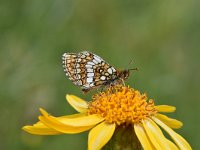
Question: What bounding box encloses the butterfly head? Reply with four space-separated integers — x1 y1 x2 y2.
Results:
117 69 130 81
118 68 138 80
119 70 130 80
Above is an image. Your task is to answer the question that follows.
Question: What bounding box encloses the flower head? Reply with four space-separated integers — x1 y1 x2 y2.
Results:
23 85 192 150
88 86 157 125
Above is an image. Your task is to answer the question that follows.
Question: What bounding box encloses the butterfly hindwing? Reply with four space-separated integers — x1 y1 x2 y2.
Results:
62 51 118 91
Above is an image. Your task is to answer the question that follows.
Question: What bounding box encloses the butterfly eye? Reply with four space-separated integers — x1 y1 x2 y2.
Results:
122 70 129 79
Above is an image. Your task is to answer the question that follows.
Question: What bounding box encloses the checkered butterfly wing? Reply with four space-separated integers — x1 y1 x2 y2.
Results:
62 51 117 92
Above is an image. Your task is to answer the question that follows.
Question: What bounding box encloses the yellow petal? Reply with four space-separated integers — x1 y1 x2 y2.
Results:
66 95 88 113
155 114 183 129
152 116 192 150
58 113 87 119
40 108 104 127
155 105 176 113
134 124 155 150
35 113 86 126
39 108 86 119
142 118 170 149
22 125 61 135
58 115 104 127
39 109 104 134
166 139 179 150
88 122 116 150
39 115 94 134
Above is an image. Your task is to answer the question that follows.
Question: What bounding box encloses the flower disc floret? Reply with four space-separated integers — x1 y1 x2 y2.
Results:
87 86 157 125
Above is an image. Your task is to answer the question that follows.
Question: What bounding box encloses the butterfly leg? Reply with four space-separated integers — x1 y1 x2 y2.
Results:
120 78 125 86
108 82 116 93
82 88 90 94
100 87 104 92
100 84 109 92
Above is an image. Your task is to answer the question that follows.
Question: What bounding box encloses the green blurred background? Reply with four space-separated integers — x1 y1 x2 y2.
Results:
0 0 199 149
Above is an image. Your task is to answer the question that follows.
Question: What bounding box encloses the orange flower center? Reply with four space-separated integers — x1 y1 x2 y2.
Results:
87 85 157 125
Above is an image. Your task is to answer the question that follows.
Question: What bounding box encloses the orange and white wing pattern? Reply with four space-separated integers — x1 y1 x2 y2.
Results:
62 51 118 92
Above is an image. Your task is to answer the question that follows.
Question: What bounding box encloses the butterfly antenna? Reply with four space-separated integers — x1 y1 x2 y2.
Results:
127 59 139 71
128 67 139 71
128 59 134 66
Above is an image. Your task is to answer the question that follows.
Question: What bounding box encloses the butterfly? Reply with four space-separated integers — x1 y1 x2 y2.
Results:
62 51 136 93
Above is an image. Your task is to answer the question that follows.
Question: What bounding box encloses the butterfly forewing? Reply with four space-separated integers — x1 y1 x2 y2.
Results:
62 51 117 91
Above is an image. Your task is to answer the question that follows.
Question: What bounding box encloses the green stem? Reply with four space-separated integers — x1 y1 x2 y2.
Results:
102 125 142 150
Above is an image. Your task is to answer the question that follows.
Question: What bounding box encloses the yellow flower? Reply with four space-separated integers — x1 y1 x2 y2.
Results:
22 85 192 150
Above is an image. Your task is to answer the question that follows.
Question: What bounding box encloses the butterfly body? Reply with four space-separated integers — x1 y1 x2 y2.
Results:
62 51 130 93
